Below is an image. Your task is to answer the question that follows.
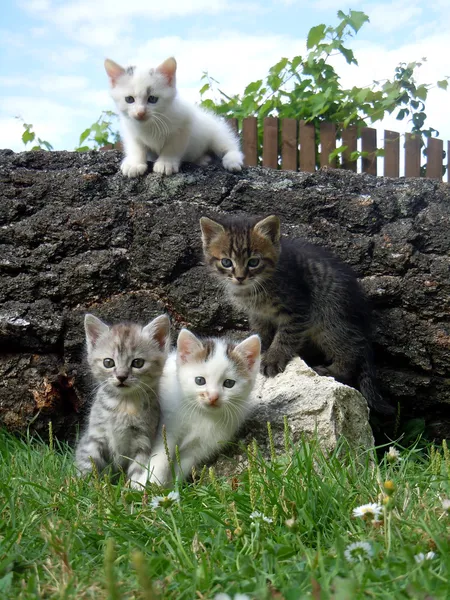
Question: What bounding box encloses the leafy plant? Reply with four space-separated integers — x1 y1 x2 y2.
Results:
18 119 54 151
75 110 120 151
199 9 449 168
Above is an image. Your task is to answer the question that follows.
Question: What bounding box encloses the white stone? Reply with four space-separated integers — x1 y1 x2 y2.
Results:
213 357 374 476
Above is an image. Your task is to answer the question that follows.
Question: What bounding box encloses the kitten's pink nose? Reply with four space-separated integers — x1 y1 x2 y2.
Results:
135 110 146 120
208 393 219 406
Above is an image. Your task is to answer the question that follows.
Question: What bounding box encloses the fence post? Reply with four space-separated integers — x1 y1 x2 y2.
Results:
320 122 336 168
342 126 357 172
299 121 316 172
384 130 400 178
262 117 279 169
426 138 443 179
361 128 377 175
242 117 258 167
281 119 298 171
405 133 421 177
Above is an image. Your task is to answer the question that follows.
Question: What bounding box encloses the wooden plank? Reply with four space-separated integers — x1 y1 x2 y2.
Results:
341 126 357 172
242 117 258 167
299 121 316 172
281 118 298 171
262 117 279 169
361 127 377 175
320 122 336 168
405 132 421 177
384 130 400 177
448 141 450 184
227 118 238 134
426 137 443 179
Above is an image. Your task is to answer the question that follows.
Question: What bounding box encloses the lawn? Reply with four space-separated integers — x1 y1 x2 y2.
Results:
0 425 449 599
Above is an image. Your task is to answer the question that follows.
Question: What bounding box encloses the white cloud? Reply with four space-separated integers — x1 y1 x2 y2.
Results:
364 0 422 34
0 75 89 93
21 0 260 48
131 32 305 99
0 96 92 151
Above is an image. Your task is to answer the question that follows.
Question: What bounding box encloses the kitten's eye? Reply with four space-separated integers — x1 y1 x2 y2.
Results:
103 358 115 368
148 95 158 104
248 257 260 268
221 258 233 268
131 358 145 369
195 376 206 386
223 379 235 388
125 96 135 104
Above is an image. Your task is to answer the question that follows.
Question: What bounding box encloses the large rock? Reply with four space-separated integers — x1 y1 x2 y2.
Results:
0 149 449 440
214 358 374 476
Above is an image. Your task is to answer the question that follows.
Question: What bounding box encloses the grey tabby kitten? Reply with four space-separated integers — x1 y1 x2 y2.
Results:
75 313 170 488
200 214 394 415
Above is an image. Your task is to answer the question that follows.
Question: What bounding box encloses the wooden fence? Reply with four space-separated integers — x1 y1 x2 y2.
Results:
102 117 449 181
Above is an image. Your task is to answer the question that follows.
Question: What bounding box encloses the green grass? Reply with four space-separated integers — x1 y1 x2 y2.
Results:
0 426 449 600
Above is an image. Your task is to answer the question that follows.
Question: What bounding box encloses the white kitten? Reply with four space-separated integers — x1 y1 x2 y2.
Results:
104 57 244 178
148 329 261 486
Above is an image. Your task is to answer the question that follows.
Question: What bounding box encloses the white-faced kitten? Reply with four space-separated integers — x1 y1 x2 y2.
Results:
75 313 170 489
104 56 244 178
148 329 261 486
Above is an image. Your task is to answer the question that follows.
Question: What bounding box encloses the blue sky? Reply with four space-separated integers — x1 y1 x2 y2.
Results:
1 0 449 156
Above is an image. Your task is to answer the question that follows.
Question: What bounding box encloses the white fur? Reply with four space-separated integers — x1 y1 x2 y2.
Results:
148 331 261 486
105 58 244 177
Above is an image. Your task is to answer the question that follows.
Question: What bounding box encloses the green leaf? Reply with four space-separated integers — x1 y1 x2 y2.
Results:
79 128 91 145
307 24 326 49
0 572 13 594
22 129 35 145
347 10 369 33
75 145 91 152
415 85 428 100
199 83 210 96
437 79 448 90
244 79 263 95
339 45 356 65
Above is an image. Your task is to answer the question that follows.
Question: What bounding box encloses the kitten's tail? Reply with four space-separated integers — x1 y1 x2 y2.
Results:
210 118 244 172
358 352 395 416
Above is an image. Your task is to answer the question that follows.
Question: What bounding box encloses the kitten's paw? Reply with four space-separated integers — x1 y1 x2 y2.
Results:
153 159 180 176
129 472 148 490
313 365 332 377
222 150 243 172
261 353 289 377
121 158 148 178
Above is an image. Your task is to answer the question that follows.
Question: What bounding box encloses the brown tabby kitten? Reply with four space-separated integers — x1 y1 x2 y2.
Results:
200 214 394 415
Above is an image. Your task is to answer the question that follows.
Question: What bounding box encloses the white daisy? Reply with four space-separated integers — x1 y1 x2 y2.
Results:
150 490 180 509
249 511 273 524
386 446 401 463
344 541 374 563
414 551 436 564
442 498 450 512
352 503 383 521
214 595 250 600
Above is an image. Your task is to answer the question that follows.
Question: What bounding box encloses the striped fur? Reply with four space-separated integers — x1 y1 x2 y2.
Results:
200 214 394 415
148 329 261 486
75 314 170 489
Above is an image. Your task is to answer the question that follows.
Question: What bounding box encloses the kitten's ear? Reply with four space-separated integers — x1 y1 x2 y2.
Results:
177 329 204 363
233 335 261 371
156 57 177 86
84 314 109 354
200 217 225 248
104 58 126 87
253 215 280 243
142 314 171 354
